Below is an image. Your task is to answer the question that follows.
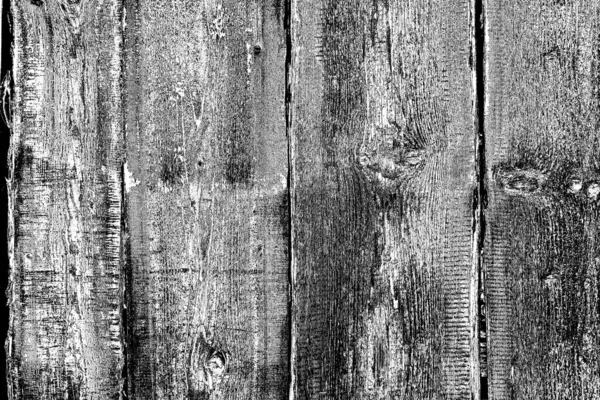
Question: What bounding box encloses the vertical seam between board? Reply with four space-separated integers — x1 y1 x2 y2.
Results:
284 0 295 399
470 0 482 396
474 0 489 398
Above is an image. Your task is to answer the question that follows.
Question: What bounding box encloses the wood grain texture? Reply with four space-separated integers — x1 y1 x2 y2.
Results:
7 0 124 398
484 0 600 398
122 0 289 398
289 0 478 398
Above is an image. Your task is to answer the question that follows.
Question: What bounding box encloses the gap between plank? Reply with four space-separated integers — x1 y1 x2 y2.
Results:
474 0 489 398
284 0 296 399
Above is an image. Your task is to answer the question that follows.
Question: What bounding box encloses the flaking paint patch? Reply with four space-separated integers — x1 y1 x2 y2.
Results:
123 161 140 193
246 39 253 79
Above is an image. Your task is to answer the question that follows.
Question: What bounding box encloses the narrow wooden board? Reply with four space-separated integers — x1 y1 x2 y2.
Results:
484 1 600 398
122 0 289 398
289 0 478 398
8 0 124 398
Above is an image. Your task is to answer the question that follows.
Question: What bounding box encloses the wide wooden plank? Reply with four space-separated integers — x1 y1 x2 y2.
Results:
7 1 124 398
122 0 289 398
289 0 478 398
484 1 600 398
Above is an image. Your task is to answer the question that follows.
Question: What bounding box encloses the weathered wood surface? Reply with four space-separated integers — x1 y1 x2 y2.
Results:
8 1 124 398
122 0 289 399
485 0 600 399
289 0 478 398
10 0 600 399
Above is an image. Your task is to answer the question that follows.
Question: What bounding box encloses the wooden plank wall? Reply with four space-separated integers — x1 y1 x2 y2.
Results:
7 0 600 399
485 0 600 399
8 1 124 398
289 0 477 398
122 0 289 399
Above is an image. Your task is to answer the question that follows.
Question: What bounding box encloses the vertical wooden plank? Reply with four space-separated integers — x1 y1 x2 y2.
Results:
8 0 124 398
1 0 13 396
485 1 600 398
122 0 289 398
289 0 477 398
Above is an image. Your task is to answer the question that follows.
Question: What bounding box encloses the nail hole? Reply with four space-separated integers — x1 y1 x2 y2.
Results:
253 45 262 55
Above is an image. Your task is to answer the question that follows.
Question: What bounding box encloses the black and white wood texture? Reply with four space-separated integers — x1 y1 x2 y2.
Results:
5 0 600 399
9 1 124 398
288 0 477 398
485 0 600 399
122 0 288 398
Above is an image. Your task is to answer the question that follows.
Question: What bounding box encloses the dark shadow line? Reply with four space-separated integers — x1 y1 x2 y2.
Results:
0 0 12 398
475 0 488 398
284 0 294 398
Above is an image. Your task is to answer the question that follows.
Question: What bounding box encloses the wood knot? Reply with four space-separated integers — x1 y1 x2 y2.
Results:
587 182 600 200
565 175 599 201
496 168 547 193
206 349 228 380
189 337 230 394
493 166 549 198
196 348 229 391
566 177 582 194
356 149 425 193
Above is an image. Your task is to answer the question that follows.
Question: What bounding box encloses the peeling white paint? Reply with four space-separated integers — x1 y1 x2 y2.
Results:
123 162 140 193
122 6 127 30
246 41 253 78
